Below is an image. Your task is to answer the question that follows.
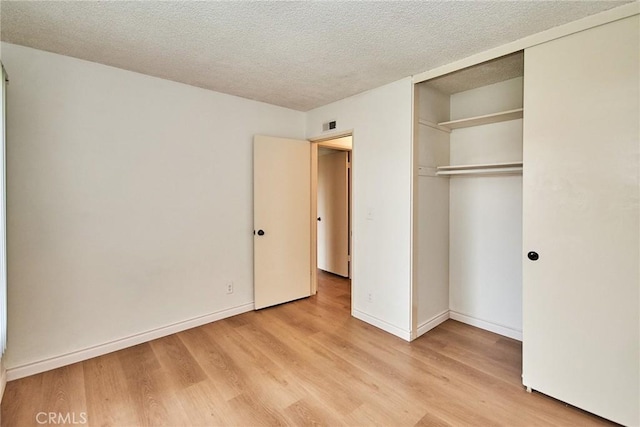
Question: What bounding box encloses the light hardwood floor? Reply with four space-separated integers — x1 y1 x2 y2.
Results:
1 271 612 426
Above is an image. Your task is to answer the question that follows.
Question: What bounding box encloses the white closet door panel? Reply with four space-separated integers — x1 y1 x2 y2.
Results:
523 16 639 426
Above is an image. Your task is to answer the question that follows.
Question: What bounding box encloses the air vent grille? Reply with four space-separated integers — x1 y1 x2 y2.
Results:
322 120 337 132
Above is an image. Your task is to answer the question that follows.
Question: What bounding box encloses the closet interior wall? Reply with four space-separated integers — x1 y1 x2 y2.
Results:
416 86 450 331
415 53 524 339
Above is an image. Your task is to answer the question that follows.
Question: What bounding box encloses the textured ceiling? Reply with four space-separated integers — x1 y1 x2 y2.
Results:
0 1 631 111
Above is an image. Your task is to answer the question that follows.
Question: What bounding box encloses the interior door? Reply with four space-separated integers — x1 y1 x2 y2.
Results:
522 16 639 426
254 135 311 310
317 150 349 277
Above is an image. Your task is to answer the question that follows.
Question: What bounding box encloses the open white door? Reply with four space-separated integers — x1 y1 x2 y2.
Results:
254 135 311 310
317 150 349 277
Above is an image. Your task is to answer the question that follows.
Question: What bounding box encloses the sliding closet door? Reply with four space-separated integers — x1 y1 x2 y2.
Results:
522 16 639 426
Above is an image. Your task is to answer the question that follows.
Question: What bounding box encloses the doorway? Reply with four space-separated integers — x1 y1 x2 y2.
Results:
310 135 352 295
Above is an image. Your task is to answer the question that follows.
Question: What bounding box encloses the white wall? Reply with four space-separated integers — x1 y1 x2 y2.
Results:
416 175 449 328
0 58 5 399
1 43 305 373
306 78 414 340
449 176 523 333
416 84 450 332
449 78 523 337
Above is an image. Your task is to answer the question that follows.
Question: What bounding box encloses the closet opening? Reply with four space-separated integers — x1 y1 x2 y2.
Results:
413 51 524 341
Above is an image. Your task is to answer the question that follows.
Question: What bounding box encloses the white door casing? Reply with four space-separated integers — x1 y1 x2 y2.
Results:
254 135 311 310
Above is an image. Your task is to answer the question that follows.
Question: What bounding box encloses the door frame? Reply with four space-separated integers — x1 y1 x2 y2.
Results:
310 132 353 295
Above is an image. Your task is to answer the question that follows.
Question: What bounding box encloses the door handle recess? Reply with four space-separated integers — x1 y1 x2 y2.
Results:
527 251 539 261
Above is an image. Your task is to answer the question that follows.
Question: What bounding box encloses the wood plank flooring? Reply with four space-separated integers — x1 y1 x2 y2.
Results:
1 271 613 426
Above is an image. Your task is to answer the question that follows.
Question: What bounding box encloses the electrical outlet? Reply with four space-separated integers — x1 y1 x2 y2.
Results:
226 281 234 294
367 292 373 302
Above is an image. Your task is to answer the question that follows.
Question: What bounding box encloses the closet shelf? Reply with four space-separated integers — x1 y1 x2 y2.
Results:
436 162 523 176
418 119 452 134
438 108 523 130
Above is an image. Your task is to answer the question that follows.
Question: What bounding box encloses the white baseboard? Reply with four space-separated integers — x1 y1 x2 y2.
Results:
352 309 412 342
6 302 254 381
416 310 450 338
449 311 522 341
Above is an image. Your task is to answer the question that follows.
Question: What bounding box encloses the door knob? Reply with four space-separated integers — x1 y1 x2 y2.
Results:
527 251 539 261
257 229 265 236
317 217 321 221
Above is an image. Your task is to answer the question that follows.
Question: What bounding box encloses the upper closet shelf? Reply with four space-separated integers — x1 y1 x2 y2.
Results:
418 119 452 134
438 108 523 131
436 162 523 176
